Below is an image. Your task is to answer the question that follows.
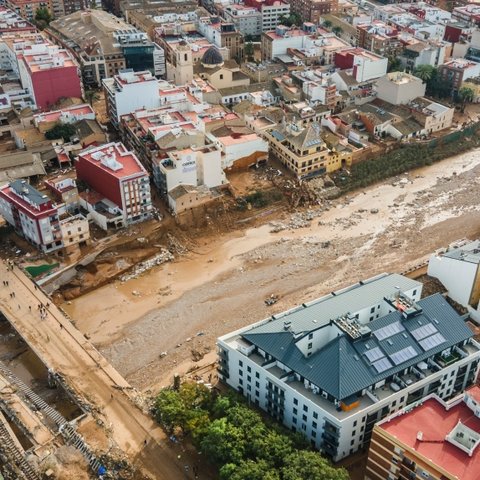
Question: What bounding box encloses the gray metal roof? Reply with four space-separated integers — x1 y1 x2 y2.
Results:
10 179 50 206
243 294 474 401
443 240 480 265
247 273 421 336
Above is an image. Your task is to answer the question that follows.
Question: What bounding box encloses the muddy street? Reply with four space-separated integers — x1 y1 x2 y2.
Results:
63 148 480 391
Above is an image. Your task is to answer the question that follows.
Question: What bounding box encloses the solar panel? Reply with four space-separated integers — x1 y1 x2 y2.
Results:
411 323 437 341
364 346 385 363
374 321 405 341
372 357 393 373
389 346 418 365
419 332 446 351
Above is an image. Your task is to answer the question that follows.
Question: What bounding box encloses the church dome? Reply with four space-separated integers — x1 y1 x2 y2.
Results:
201 46 224 67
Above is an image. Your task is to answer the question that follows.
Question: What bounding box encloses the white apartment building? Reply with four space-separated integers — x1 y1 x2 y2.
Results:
428 239 480 323
154 144 227 195
218 273 480 461
103 69 161 128
261 2 290 32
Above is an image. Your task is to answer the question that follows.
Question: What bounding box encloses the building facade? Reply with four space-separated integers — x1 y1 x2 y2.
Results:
75 142 153 228
366 387 480 480
265 122 352 178
103 70 160 128
375 72 426 105
0 179 63 253
217 273 480 462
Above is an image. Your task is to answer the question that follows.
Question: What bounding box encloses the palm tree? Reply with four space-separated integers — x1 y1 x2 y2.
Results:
84 89 100 106
458 86 475 113
413 64 435 83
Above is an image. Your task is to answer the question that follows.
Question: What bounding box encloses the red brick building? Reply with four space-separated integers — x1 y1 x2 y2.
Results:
290 0 338 24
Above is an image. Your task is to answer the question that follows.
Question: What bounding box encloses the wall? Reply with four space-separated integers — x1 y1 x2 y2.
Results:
428 254 478 307
31 65 82 110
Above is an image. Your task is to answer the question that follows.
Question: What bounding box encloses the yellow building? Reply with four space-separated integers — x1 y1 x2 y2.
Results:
194 47 250 91
265 122 352 178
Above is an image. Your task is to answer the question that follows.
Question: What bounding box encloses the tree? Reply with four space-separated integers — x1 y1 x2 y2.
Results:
457 86 475 112
281 451 350 480
323 19 332 29
34 7 52 30
84 89 100 106
45 123 76 142
387 56 403 73
199 417 247 465
413 64 435 83
245 42 254 61
220 460 280 480
154 389 186 433
278 13 302 27
332 26 343 36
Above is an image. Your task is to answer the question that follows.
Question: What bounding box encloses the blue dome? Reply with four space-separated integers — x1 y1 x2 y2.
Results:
202 47 223 66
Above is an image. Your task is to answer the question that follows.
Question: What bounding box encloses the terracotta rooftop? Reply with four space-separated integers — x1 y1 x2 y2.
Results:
379 388 480 480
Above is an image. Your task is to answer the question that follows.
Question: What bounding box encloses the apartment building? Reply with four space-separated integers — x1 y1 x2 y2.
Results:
103 70 160 128
356 21 402 57
0 179 63 253
222 5 262 38
399 40 447 73
75 142 152 229
154 144 226 197
243 0 290 33
439 59 480 93
290 0 338 24
217 273 480 462
261 24 314 61
335 48 388 83
452 4 480 27
375 72 426 105
265 121 352 178
366 387 480 480
4 0 50 22
0 6 36 33
197 16 244 61
48 10 164 87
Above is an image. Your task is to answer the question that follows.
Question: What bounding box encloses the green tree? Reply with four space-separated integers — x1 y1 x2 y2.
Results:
34 7 52 30
332 26 343 36
387 56 403 73
245 42 254 61
282 451 350 480
45 123 76 142
413 64 435 82
220 460 280 480
199 417 247 465
154 389 186 432
251 430 294 468
84 89 100 106
323 19 333 29
457 86 475 112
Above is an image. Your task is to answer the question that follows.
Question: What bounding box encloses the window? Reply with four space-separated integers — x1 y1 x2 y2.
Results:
255 372 259 378
370 307 375 313
293 408 298 415
247 375 251 382
302 414 307 422
353 420 357 427
292 417 297 424
293 398 298 405
301 424 306 431
308 342 313 349
220 74 224 80
308 333 313 340
247 366 251 373
312 431 316 438
239 378 243 385
255 381 259 388
239 370 243 376
239 360 243 367
350 440 354 446
352 430 356 436
312 421 317 429
313 412 318 419
255 390 259 397
303 405 308 412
